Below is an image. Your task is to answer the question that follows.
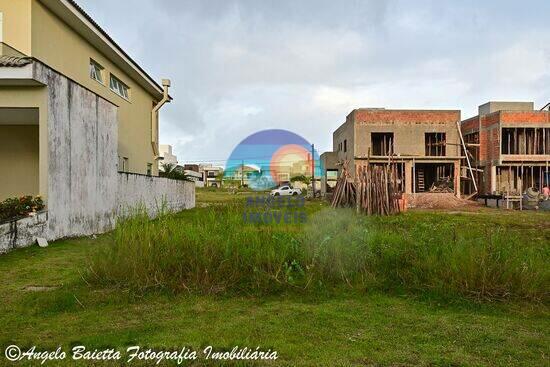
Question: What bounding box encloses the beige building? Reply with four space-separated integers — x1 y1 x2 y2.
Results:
0 0 172 201
322 108 464 196
0 0 195 251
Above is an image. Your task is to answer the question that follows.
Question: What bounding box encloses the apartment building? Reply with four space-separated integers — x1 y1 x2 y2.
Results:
321 108 464 196
461 102 550 195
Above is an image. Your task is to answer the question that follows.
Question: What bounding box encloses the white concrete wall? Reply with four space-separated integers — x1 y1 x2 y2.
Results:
117 173 195 217
0 211 48 253
33 62 119 239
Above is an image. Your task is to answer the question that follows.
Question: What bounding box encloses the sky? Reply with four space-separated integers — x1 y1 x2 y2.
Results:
79 0 550 166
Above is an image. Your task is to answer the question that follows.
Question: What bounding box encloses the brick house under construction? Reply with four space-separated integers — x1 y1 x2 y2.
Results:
320 108 464 196
461 101 550 195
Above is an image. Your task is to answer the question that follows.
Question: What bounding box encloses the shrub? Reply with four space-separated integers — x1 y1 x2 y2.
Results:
0 195 45 222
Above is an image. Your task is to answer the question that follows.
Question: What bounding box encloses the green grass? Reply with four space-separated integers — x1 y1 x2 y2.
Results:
89 198 549 301
0 191 549 366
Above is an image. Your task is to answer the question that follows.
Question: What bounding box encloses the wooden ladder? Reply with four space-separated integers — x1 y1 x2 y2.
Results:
417 169 425 192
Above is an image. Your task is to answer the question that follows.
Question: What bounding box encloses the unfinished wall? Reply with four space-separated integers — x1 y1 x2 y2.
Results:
352 109 462 158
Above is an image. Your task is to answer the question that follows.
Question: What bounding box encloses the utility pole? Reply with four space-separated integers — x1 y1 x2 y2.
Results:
311 144 316 198
241 160 244 187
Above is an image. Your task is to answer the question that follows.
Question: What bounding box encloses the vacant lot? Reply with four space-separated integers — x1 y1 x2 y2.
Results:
0 189 548 366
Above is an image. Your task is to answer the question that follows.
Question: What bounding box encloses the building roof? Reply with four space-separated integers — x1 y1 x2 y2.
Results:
0 55 32 67
39 0 167 99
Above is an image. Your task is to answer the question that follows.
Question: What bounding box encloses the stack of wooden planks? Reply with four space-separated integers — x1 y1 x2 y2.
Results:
331 160 401 216
355 164 401 215
331 161 356 208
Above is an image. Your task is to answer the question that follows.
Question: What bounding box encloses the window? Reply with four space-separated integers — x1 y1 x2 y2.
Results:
344 139 347 153
110 74 129 100
208 171 215 177
501 128 550 155
147 163 152 176
425 133 446 156
372 133 394 156
89 59 104 84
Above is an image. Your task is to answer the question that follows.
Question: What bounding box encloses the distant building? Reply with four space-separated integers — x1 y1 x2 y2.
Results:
200 164 223 187
159 144 178 169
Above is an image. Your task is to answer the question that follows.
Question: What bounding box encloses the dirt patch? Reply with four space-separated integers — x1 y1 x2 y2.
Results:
406 193 481 210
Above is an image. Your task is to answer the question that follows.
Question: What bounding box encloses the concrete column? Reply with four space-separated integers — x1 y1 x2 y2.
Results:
490 165 497 194
404 160 413 194
454 160 461 197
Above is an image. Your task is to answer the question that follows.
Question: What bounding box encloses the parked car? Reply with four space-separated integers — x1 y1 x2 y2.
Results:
270 185 302 196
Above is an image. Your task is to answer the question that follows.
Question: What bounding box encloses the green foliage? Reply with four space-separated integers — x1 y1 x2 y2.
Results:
159 163 193 181
0 195 45 222
88 203 549 302
290 174 311 185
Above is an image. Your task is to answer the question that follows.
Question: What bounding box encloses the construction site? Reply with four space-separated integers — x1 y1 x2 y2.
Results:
321 101 550 211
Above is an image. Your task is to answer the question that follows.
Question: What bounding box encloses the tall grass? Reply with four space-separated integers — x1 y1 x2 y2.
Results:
88 205 549 301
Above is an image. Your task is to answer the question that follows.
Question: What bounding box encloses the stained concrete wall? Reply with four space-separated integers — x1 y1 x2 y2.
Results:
118 173 195 216
33 62 119 239
0 211 47 253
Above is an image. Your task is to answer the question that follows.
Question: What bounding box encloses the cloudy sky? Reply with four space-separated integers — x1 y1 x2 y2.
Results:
79 0 550 165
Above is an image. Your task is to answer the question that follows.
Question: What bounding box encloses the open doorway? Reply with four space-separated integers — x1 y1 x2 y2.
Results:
0 107 39 200
414 163 454 193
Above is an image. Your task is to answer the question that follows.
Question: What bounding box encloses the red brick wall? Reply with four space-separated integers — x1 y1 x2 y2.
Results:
353 109 460 124
500 111 550 125
461 117 479 134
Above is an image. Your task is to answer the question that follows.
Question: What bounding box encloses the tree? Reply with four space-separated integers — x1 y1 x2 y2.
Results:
159 163 192 181
290 175 311 186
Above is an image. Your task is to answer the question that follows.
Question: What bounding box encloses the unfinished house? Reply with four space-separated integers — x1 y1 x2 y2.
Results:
461 101 550 196
321 108 463 197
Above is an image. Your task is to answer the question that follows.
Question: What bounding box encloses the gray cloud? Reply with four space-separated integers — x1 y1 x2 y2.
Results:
79 0 550 163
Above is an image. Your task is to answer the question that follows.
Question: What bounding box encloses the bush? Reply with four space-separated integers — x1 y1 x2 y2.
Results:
87 206 549 302
0 195 45 222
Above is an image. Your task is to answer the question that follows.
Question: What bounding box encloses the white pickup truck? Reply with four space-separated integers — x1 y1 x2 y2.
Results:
270 185 302 196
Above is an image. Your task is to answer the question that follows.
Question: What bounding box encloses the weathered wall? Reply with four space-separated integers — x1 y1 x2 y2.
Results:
118 173 195 216
0 211 47 253
33 62 119 239
0 63 195 253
